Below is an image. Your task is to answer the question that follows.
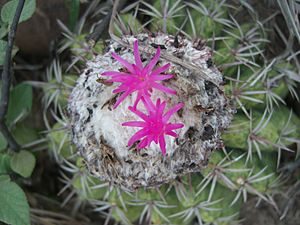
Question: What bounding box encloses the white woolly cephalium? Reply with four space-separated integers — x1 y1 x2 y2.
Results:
68 33 234 191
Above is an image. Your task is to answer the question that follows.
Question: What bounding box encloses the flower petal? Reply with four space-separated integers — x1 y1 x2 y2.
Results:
101 71 130 77
133 92 142 109
157 100 166 118
108 76 134 82
141 96 156 113
122 121 146 127
112 52 135 73
151 82 177 95
145 46 161 73
137 138 148 149
112 84 128 93
128 129 149 147
165 131 178 138
128 106 148 121
113 90 133 108
163 103 184 123
166 123 184 130
159 135 166 155
146 134 155 146
151 74 173 81
150 63 170 76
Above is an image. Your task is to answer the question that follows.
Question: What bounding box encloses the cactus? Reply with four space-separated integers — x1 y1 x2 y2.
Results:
115 14 143 37
185 0 229 39
146 0 185 34
41 1 300 225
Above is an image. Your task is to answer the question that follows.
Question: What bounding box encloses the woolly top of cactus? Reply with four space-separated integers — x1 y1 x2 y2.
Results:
101 40 176 109
68 33 234 189
69 34 232 166
122 97 184 155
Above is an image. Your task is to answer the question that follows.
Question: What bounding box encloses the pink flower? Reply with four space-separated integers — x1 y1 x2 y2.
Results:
101 40 176 109
122 97 184 155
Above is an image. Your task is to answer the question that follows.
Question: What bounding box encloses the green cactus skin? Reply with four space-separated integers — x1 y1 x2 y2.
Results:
109 173 241 225
249 151 277 192
185 11 226 39
108 189 143 224
224 77 287 111
70 168 241 225
222 112 278 151
173 174 241 225
200 184 242 225
216 23 265 51
183 0 229 39
150 0 185 34
72 174 108 201
72 158 109 201
48 123 75 159
184 173 242 225
70 35 104 61
107 185 184 224
225 62 293 110
45 74 77 108
115 14 143 37
270 106 300 146
213 23 266 77
202 150 276 193
222 106 300 152
265 61 291 101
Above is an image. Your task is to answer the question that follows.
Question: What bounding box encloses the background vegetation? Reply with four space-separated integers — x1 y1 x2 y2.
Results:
0 0 300 225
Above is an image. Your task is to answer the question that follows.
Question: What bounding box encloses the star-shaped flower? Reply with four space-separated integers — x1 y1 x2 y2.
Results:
101 40 176 109
122 97 184 155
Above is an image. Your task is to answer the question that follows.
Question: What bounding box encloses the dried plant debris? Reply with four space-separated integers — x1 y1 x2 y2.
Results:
68 33 234 191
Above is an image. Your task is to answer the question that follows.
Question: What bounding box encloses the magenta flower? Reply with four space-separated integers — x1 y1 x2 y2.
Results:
122 97 184 155
101 40 176 109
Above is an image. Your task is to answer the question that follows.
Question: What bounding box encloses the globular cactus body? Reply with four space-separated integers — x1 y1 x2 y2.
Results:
42 1 300 225
68 33 234 191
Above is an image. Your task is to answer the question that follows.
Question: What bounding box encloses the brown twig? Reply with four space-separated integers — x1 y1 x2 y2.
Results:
0 0 25 152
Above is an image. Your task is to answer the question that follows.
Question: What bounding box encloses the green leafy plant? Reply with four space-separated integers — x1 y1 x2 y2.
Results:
0 4 37 224
0 0 36 65
0 82 36 225
0 175 30 225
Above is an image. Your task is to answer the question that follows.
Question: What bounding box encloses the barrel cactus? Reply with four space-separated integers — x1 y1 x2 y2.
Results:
67 33 234 191
43 0 300 224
